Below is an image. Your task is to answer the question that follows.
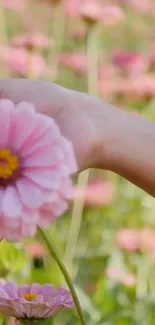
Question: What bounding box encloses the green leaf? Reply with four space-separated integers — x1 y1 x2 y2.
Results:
0 241 25 272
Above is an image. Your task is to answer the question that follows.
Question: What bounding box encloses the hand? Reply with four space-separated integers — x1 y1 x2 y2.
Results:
0 79 113 171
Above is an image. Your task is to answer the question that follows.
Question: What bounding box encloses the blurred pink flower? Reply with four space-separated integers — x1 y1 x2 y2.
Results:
0 47 46 77
118 75 155 99
116 229 140 252
0 99 77 241
72 178 113 207
1 0 26 11
112 52 148 76
11 33 49 50
64 0 80 17
106 268 136 287
0 279 6 285
116 228 155 255
125 0 151 14
65 0 124 25
26 242 46 259
99 65 120 99
58 53 87 74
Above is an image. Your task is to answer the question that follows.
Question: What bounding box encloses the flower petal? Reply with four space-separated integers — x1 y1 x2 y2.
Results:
11 102 37 151
3 282 18 299
23 169 60 189
16 178 44 208
20 121 61 157
1 186 22 218
23 146 64 167
40 284 54 302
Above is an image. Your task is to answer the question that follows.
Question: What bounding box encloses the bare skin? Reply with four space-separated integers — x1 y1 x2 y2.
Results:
0 79 155 197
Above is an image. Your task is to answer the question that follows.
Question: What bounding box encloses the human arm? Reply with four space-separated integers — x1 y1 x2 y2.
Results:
0 79 155 197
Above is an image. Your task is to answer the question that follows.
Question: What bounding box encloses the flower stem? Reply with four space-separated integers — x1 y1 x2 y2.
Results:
64 23 99 274
38 227 87 325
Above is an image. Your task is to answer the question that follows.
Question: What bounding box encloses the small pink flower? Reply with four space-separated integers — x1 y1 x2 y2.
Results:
99 65 120 99
72 178 113 207
112 52 148 76
1 0 26 11
26 242 46 259
11 33 49 50
0 282 74 320
126 0 151 14
99 5 124 25
64 0 80 17
65 0 124 25
116 229 140 252
119 75 155 99
58 53 87 74
0 100 77 241
106 268 136 287
0 47 46 78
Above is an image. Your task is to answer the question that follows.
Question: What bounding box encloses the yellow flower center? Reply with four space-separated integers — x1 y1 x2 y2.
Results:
0 149 18 179
23 293 38 301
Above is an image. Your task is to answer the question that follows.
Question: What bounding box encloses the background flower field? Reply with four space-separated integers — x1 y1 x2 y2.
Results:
1 0 155 324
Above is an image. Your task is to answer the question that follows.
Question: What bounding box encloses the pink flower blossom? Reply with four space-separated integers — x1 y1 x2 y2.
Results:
118 75 155 99
112 52 148 76
81 3 124 25
99 65 120 99
1 0 26 11
0 47 46 78
26 242 46 259
11 33 49 50
116 229 140 252
0 100 77 241
65 0 124 25
125 0 151 14
0 282 74 320
116 228 155 255
58 53 87 74
72 178 113 207
106 268 136 287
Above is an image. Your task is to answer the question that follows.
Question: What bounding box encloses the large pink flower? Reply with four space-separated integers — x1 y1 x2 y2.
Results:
0 282 74 321
0 100 77 241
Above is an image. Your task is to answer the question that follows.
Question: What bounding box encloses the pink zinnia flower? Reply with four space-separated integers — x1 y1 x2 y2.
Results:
116 229 140 252
72 178 113 207
0 100 77 241
118 75 155 99
11 33 49 50
112 52 148 76
0 47 46 78
58 53 87 74
0 282 74 321
65 0 124 25
80 3 124 25
26 242 46 259
106 268 136 287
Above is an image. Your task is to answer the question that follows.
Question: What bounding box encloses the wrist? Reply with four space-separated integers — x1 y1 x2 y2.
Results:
90 98 124 171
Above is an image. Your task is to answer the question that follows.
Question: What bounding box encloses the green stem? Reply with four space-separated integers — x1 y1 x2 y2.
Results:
64 170 90 274
64 23 100 276
86 24 99 96
38 227 87 325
